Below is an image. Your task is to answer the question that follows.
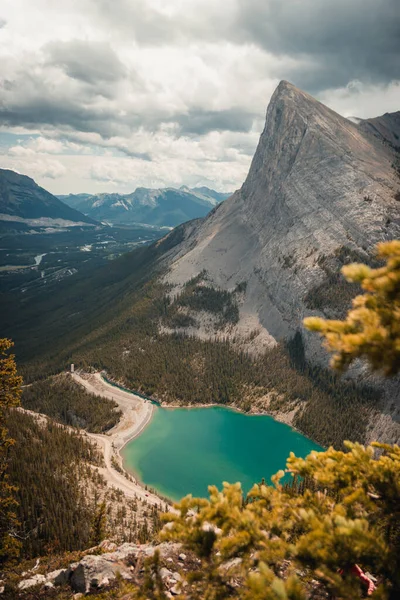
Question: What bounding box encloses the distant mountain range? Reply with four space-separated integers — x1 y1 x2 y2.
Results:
0 169 97 229
0 169 230 231
58 186 231 227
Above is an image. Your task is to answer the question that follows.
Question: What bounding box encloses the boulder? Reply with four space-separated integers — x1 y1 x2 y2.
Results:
69 555 133 594
18 574 46 590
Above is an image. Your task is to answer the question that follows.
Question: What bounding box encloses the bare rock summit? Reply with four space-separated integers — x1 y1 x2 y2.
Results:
164 80 399 342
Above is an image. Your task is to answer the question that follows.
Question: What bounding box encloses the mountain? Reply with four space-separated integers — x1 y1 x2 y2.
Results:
2 81 399 448
358 111 400 149
56 192 92 209
59 186 231 227
0 169 97 228
163 81 400 345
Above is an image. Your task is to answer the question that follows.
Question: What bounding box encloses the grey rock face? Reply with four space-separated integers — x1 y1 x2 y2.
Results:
69 554 133 593
166 81 399 341
18 574 46 590
359 111 400 149
17 541 183 594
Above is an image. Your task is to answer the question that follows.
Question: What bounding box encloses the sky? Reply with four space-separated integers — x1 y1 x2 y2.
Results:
0 0 399 195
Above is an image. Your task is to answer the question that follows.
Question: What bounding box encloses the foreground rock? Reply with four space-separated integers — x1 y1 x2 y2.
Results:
18 541 183 595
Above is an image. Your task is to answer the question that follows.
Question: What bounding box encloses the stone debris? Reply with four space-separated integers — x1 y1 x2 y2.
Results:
17 541 184 595
18 573 46 590
69 554 133 593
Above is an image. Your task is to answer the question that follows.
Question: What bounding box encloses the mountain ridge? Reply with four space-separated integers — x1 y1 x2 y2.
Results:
0 168 98 227
59 186 232 227
163 80 399 343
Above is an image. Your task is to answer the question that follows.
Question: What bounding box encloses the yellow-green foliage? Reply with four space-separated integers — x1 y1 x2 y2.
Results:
304 240 400 375
162 442 400 600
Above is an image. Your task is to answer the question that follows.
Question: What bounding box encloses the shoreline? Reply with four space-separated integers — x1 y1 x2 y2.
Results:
71 372 163 506
98 373 309 439
72 371 323 504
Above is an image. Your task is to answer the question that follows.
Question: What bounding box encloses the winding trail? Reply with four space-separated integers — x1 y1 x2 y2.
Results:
71 372 165 506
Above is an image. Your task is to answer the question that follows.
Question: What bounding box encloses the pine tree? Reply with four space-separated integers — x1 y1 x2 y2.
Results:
0 339 22 566
89 501 107 547
304 240 400 375
163 442 400 599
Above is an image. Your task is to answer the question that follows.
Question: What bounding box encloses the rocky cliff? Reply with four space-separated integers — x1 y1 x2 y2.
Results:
164 81 399 344
160 81 400 444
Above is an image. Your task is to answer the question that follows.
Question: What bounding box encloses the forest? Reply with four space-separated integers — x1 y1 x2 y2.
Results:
8 410 104 558
0 229 384 449
7 410 163 559
22 375 122 433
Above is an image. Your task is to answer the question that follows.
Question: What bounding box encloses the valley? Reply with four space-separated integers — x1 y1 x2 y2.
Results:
0 223 166 294
1 77 399 599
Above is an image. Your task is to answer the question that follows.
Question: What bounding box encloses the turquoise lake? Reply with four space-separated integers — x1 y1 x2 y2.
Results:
122 406 322 502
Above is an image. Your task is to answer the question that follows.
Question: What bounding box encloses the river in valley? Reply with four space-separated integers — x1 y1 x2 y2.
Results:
122 405 322 501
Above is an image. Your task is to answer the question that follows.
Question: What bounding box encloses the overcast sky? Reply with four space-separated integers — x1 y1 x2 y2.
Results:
0 0 399 194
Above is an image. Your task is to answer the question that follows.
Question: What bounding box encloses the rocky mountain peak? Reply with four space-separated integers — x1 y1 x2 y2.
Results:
241 80 376 203
165 81 399 345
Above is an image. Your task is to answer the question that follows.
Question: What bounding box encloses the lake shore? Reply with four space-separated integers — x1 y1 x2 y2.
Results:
71 372 163 506
72 371 321 503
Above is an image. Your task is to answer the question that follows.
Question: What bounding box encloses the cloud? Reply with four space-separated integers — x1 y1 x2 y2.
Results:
319 79 400 119
0 0 398 195
8 145 35 157
45 39 127 84
177 108 256 135
3 155 67 179
0 18 6 29
86 0 400 89
233 0 400 90
38 159 67 179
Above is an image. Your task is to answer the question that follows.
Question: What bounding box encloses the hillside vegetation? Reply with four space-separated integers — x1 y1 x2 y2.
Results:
22 375 121 433
8 410 104 558
0 226 382 449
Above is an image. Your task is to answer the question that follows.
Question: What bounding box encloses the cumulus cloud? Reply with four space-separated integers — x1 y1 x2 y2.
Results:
319 80 400 119
45 39 127 84
38 159 67 179
2 153 67 179
234 0 400 90
0 0 398 194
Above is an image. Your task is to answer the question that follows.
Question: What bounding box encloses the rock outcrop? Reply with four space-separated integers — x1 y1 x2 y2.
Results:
18 541 185 595
165 81 399 342
359 111 400 149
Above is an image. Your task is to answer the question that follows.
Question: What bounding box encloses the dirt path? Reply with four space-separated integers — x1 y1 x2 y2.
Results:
71 372 165 506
